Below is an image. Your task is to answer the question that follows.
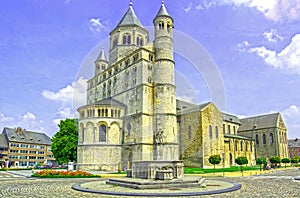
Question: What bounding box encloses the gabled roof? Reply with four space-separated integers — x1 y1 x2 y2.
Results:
177 101 211 115
155 1 172 19
222 112 241 124
96 48 107 62
94 97 126 107
0 134 8 148
2 127 52 145
116 3 143 28
176 99 197 111
288 138 300 147
238 113 280 132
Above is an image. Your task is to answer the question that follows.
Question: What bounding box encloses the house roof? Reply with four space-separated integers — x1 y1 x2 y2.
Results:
94 97 126 107
2 127 52 145
177 100 211 115
116 3 143 28
288 138 300 147
238 113 280 132
155 1 172 19
222 112 241 124
0 134 8 148
96 48 107 62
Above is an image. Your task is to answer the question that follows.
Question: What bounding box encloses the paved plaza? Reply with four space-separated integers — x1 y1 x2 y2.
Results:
0 168 299 197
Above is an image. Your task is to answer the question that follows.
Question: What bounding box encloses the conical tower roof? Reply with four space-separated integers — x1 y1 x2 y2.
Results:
96 48 107 62
116 2 143 28
155 1 172 19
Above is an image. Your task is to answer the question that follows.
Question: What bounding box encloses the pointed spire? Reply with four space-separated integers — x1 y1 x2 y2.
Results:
116 2 143 28
155 1 172 18
96 48 107 62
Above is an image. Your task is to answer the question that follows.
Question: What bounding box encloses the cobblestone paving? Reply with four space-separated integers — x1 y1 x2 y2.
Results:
0 169 299 198
0 171 23 179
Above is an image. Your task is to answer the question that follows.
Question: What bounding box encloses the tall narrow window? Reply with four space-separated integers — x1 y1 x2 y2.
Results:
188 126 191 139
262 134 266 145
223 124 225 134
99 125 106 142
228 125 231 134
270 133 274 144
256 134 259 145
122 34 131 45
209 125 212 139
240 141 243 151
215 126 219 139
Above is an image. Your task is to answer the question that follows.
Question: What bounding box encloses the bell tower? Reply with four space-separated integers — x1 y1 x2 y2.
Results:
153 1 178 161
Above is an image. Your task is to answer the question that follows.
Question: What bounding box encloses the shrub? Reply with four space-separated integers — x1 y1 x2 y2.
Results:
235 156 248 175
32 170 99 178
281 158 291 168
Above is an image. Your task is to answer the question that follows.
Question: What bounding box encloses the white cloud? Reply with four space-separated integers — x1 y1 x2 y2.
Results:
0 112 14 123
0 112 45 133
89 18 108 33
184 3 193 12
282 105 300 138
263 29 284 43
248 34 300 74
237 41 250 52
196 0 300 22
42 77 87 126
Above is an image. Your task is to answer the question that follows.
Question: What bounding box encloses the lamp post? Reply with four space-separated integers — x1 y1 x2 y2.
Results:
252 124 257 161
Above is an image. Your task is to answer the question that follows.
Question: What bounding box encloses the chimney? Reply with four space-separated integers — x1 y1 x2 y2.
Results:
17 127 22 135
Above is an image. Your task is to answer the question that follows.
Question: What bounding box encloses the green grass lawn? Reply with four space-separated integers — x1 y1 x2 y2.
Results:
184 166 261 174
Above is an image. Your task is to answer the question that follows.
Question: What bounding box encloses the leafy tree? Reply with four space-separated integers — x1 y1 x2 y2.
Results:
256 158 266 171
51 118 78 164
269 156 281 169
281 158 291 168
291 156 299 165
208 155 221 174
235 156 248 175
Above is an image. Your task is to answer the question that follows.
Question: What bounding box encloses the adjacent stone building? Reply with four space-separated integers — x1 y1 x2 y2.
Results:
238 113 289 160
0 127 56 168
288 138 300 158
77 2 288 171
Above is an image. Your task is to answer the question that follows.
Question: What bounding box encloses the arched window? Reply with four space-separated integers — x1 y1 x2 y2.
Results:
136 37 144 46
188 126 191 139
209 125 212 139
99 125 106 142
270 133 274 144
256 134 259 145
262 134 266 145
113 38 118 48
246 142 248 151
159 21 164 29
122 34 131 45
215 126 219 139
235 141 238 151
240 141 243 151
127 123 131 135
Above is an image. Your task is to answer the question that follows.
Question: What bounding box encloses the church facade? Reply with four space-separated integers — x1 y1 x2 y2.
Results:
77 2 288 171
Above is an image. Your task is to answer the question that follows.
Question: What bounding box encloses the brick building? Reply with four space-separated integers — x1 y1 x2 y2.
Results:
0 127 56 168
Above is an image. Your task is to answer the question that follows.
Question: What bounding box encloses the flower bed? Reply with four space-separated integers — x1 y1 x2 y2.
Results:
32 170 100 178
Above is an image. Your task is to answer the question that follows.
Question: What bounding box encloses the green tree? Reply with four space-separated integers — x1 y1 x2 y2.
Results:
256 158 266 171
235 156 248 175
269 156 281 169
208 155 221 174
51 118 78 164
281 158 291 168
291 156 299 165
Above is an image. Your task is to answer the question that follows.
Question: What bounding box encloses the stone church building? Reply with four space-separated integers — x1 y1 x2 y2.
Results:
77 2 289 171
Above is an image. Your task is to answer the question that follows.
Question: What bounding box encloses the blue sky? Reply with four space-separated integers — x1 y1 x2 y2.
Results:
0 0 299 138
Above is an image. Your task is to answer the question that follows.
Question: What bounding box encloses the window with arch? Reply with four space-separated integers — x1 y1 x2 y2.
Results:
240 141 243 151
99 125 106 142
136 36 143 46
113 37 118 48
262 134 266 145
215 126 219 139
188 126 191 139
158 21 164 29
235 141 238 151
123 34 131 45
270 133 274 144
256 134 259 145
127 123 131 135
246 142 248 151
209 125 212 139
